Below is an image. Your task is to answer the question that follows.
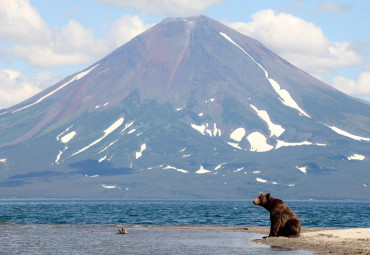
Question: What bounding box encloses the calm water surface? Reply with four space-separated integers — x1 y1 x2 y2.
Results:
0 224 314 255
1 200 369 254
0 199 369 227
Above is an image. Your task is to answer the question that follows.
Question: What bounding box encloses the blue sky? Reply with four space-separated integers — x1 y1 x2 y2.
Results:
0 0 369 108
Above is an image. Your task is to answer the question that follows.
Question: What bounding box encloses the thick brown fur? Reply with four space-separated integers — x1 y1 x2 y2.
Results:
253 192 301 238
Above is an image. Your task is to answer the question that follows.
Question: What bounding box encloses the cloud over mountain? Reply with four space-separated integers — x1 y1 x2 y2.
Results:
228 9 362 76
0 0 150 68
332 71 370 96
0 69 60 109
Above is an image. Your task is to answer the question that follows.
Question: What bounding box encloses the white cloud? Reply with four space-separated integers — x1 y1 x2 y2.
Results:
332 72 370 96
316 2 352 13
0 69 60 109
109 15 153 48
99 0 224 16
0 0 51 42
0 0 151 68
0 1 153 108
227 9 362 76
6 20 109 67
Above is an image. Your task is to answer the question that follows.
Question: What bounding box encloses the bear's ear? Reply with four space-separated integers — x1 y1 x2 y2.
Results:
266 193 271 199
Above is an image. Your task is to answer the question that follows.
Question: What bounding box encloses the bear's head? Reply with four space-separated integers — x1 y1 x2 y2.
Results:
253 192 271 206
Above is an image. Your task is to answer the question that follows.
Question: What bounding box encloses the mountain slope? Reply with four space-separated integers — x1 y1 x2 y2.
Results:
0 16 369 199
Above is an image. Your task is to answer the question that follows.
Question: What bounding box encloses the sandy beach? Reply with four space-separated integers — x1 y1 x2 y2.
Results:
246 226 370 255
146 225 370 254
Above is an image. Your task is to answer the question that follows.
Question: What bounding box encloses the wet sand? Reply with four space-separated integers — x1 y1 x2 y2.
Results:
148 225 370 254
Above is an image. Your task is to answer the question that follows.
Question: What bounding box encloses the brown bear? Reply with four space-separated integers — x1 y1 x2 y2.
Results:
253 192 301 238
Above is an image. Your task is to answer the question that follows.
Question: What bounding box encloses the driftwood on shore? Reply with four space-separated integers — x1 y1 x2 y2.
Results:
115 224 128 234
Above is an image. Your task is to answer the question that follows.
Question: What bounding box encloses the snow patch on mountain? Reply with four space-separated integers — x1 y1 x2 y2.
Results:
247 132 273 152
250 104 285 137
163 165 189 173
147 165 164 170
276 140 312 149
95 102 109 109
296 166 307 174
99 156 107 162
72 117 124 156
135 143 146 159
228 128 246 149
348 154 365 160
191 122 221 137
99 139 119 154
195 165 211 174
256 177 267 183
234 167 244 173
61 131 76 144
230 128 246 142
55 150 63 164
101 184 120 189
191 124 205 134
267 78 310 118
258 179 279 185
120 121 134 134
205 98 215 103
56 125 73 141
179 147 191 157
85 174 99 178
55 128 76 164
212 123 221 136
127 129 136 134
215 163 226 170
105 118 124 134
227 142 242 150
325 125 370 142
55 145 70 164
220 32 310 118
176 105 185 111
14 64 99 113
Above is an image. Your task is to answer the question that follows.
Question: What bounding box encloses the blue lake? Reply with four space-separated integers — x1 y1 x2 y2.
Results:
1 199 369 227
1 200 369 254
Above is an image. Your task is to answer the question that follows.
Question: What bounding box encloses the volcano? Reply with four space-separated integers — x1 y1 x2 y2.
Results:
0 16 369 199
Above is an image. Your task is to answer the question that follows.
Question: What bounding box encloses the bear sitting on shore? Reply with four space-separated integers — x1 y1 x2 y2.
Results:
253 192 301 238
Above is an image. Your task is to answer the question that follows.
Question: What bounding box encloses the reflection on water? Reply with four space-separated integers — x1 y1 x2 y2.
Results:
0 224 312 255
